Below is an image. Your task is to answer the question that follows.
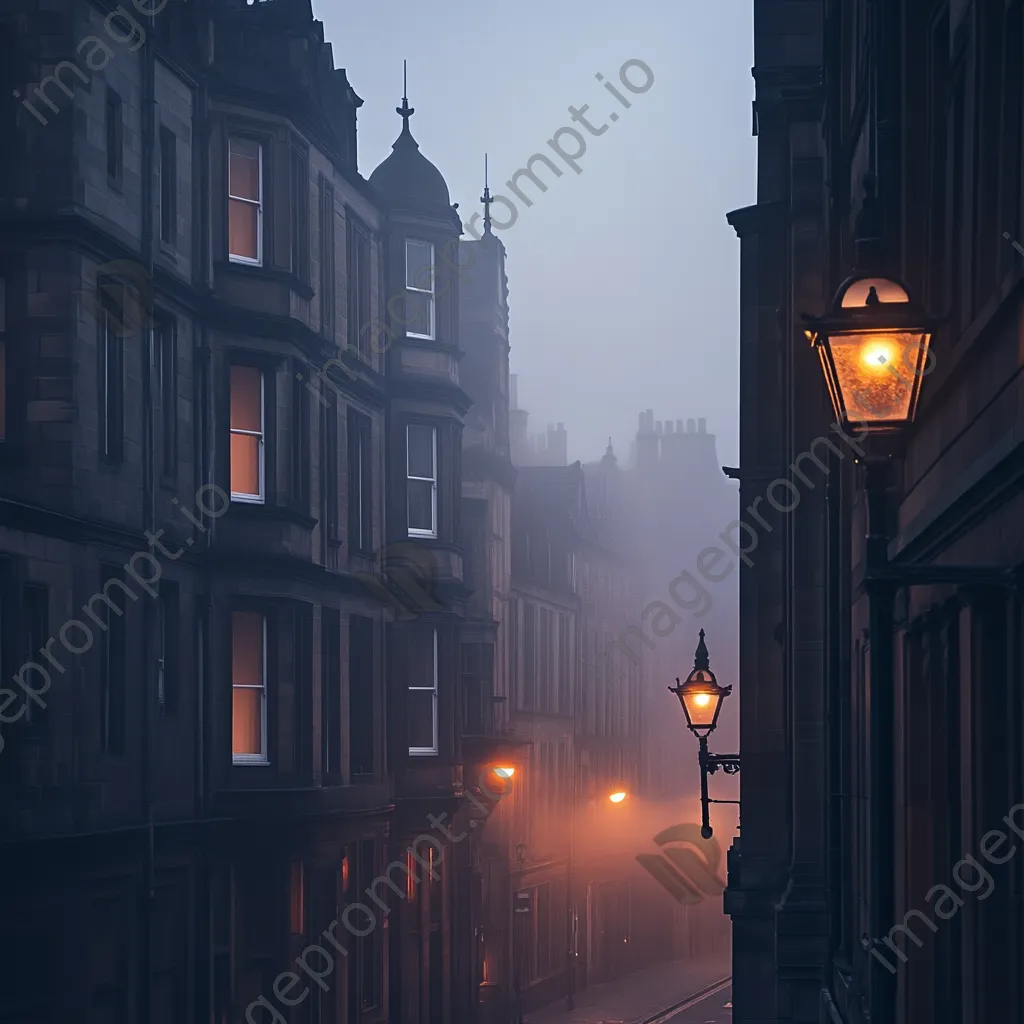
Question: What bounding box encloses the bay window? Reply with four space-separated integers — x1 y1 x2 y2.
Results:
231 610 268 763
230 365 264 502
408 628 438 756
228 137 262 264
407 424 437 537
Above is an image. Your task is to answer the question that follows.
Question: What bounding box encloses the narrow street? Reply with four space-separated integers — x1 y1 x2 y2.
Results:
652 981 732 1024
525 959 730 1024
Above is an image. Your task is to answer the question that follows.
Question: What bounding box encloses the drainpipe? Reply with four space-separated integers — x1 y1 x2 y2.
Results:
139 1 157 1020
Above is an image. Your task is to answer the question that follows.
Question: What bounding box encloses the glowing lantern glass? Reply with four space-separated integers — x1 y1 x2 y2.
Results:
669 629 731 737
802 274 937 432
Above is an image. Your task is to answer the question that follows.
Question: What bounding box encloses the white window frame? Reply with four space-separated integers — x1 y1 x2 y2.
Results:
409 628 439 756
230 366 265 504
228 137 263 266
405 239 435 340
406 424 437 538
232 611 269 765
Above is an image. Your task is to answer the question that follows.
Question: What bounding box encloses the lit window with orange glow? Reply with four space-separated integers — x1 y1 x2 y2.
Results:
230 365 264 502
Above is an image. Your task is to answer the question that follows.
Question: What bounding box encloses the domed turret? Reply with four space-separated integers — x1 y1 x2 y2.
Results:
369 70 451 211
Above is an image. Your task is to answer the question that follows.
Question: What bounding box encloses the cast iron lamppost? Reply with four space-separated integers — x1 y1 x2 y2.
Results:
669 629 739 840
802 173 1013 1024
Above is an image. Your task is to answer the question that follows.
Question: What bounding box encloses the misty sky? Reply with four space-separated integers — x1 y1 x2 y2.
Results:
317 0 755 467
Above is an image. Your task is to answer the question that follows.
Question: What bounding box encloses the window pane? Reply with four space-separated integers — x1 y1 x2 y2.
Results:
232 611 263 685
408 689 435 750
407 480 433 533
405 291 433 337
407 630 436 690
406 240 433 290
230 433 261 496
407 425 434 478
232 687 263 755
229 199 259 260
230 366 262 431
229 140 260 200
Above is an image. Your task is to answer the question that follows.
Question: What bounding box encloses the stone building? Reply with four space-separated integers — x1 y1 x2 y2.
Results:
729 2 1024 1023
0 0 482 1021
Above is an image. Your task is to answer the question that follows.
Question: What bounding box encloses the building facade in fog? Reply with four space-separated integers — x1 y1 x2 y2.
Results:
0 0 480 1020
729 2 1024 1024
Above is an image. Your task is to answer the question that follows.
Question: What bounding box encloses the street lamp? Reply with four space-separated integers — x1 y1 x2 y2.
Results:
607 789 627 805
669 630 739 839
802 174 1013 1024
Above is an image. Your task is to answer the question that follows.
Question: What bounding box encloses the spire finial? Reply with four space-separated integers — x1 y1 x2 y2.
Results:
693 629 710 670
397 60 414 128
480 153 494 236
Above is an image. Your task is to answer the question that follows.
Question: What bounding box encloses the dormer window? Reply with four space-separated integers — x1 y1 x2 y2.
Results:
405 239 435 339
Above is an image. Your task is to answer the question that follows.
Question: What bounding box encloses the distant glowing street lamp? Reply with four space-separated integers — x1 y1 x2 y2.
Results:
669 630 739 839
608 788 627 805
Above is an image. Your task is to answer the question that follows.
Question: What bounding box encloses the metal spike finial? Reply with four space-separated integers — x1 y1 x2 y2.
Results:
397 59 414 126
480 153 494 235
693 629 710 670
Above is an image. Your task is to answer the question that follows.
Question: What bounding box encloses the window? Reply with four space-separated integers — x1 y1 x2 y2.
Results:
292 370 309 508
0 276 6 442
21 584 48 731
290 146 309 282
100 566 128 756
348 218 372 354
158 580 179 715
157 319 176 477
406 424 437 538
228 137 262 264
229 365 264 502
105 88 122 185
349 614 375 774
232 610 267 763
159 126 176 245
408 628 438 755
405 239 435 339
289 861 305 935
325 401 340 542
348 409 372 551
322 607 341 780
319 176 335 337
100 285 124 461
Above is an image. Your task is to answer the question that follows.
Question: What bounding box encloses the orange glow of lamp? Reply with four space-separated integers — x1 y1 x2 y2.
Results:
668 629 731 738
802 273 937 434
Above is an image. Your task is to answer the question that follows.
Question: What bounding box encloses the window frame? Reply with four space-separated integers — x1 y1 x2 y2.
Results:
406 423 437 539
229 363 266 504
228 136 263 266
408 627 439 757
159 124 177 246
99 285 124 463
348 408 373 552
157 317 177 479
405 239 435 340
231 609 269 765
105 86 123 187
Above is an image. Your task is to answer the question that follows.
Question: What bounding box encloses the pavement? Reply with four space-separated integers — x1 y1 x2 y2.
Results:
524 958 731 1024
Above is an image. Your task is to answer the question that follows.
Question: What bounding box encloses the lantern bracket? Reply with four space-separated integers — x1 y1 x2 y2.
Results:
697 735 741 838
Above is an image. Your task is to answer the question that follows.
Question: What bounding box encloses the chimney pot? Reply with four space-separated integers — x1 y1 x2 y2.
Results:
676 419 684 433
687 418 696 433
698 417 707 433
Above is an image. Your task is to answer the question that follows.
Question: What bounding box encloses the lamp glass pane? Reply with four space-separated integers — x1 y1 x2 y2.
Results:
827 331 926 424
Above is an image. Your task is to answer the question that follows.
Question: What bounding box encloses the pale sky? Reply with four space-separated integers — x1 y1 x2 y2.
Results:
317 0 755 467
